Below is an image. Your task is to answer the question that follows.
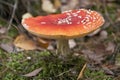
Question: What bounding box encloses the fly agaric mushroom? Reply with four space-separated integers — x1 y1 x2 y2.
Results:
22 9 105 55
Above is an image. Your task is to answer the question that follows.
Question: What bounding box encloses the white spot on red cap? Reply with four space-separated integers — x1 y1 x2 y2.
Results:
23 23 29 29
41 22 46 24
57 9 100 27
78 16 82 18
72 13 78 16
76 10 81 13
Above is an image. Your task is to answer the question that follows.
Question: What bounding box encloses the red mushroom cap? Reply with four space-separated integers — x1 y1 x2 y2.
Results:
22 9 105 39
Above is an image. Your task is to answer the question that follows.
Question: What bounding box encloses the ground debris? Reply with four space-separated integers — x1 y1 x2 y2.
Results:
14 34 38 50
23 68 42 77
82 42 116 65
0 43 16 53
13 34 49 51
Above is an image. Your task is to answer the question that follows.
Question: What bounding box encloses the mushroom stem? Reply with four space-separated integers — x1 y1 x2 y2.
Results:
57 39 70 55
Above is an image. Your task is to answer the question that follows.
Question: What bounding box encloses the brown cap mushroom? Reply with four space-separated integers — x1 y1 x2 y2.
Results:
22 9 105 55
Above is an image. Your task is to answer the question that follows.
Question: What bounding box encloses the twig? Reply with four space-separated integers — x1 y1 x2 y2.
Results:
0 0 13 7
77 63 87 80
7 0 18 31
56 69 72 77
0 16 25 34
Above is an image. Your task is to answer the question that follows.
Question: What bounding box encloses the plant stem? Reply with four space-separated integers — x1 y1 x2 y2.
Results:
57 39 70 55
7 0 18 31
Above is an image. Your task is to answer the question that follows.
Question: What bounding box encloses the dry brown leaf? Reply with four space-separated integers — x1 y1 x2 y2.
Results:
23 68 42 77
14 34 37 50
82 43 114 65
37 37 49 49
102 66 114 75
102 64 120 76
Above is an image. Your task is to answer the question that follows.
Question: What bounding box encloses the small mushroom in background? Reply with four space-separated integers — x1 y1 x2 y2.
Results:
41 0 57 13
22 13 33 19
22 9 105 56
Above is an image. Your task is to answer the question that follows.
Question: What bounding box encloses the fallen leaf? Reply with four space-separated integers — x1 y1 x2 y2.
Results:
0 43 15 53
23 68 42 77
102 66 115 75
14 34 49 50
81 42 117 74
82 43 114 65
14 34 37 50
37 37 49 48
101 64 120 76
82 49 104 64
111 66 120 76
42 0 56 13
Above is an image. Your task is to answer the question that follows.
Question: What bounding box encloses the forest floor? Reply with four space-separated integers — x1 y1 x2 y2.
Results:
0 0 120 80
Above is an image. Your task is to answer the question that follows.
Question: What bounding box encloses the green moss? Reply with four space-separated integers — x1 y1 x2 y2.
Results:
8 26 18 37
0 50 85 80
84 69 113 80
0 39 114 80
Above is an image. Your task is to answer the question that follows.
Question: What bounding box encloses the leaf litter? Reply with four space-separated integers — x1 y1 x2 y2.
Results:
81 41 119 76
14 34 38 50
23 68 42 77
0 43 16 53
14 34 49 51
